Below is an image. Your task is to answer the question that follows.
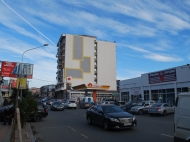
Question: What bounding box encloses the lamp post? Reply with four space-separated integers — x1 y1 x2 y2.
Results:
20 44 49 100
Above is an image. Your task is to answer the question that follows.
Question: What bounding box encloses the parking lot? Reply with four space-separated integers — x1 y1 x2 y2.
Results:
30 106 174 142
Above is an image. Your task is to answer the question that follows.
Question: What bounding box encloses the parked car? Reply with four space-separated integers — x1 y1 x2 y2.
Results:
79 97 95 109
174 92 190 142
121 101 141 112
64 100 77 109
148 103 174 116
114 101 126 107
86 104 137 130
46 99 57 105
50 101 64 111
130 100 156 115
0 102 48 122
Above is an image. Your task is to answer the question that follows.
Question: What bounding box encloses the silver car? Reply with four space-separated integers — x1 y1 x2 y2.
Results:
64 100 77 109
148 103 174 116
130 101 156 115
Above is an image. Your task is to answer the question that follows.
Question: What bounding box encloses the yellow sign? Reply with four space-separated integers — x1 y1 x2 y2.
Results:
17 78 27 89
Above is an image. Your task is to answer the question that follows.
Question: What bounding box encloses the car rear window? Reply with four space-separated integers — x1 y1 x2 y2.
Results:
69 101 75 103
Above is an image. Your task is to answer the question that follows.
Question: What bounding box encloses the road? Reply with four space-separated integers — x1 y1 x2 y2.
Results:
30 106 174 142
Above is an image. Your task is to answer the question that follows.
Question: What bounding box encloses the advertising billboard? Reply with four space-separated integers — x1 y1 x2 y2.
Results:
0 61 33 79
149 69 176 84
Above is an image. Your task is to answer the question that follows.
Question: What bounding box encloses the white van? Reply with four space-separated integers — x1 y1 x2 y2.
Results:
174 92 190 142
79 97 95 109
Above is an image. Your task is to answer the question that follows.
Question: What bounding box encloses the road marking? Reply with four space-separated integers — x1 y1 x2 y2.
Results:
68 126 76 132
161 134 173 138
81 134 88 138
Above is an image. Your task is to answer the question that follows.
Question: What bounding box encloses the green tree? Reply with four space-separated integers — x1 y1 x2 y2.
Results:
19 95 38 128
9 88 38 128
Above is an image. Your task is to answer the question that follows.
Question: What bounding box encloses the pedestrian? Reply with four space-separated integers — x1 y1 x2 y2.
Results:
3 107 13 125
3 98 9 106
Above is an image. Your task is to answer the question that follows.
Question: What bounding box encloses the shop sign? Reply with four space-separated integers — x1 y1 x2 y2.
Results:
149 69 176 84
87 83 102 88
130 87 141 95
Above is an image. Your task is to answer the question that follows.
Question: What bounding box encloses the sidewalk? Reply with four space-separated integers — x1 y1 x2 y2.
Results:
0 122 35 142
0 123 11 142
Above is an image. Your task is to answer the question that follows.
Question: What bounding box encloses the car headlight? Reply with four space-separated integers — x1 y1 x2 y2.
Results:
132 116 135 121
109 118 120 122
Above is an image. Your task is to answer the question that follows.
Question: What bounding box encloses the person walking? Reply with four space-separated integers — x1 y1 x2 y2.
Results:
3 107 13 125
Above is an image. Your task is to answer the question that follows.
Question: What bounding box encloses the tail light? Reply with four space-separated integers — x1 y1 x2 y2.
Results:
157 108 161 111
45 109 48 113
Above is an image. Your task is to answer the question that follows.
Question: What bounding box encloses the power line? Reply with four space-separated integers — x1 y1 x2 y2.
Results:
32 78 56 82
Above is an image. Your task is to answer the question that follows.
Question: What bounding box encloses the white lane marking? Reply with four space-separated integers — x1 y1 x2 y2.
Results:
161 134 173 138
68 126 76 132
81 134 88 139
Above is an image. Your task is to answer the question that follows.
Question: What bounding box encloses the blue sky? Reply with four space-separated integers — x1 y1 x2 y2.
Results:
0 0 190 88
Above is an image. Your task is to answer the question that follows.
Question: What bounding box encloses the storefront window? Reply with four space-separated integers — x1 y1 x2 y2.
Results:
177 88 181 94
182 87 188 92
151 94 158 102
151 90 158 93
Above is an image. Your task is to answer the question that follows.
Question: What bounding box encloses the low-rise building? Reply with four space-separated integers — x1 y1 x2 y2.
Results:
120 64 190 104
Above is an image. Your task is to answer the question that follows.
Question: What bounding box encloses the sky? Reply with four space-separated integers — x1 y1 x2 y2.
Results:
0 0 190 88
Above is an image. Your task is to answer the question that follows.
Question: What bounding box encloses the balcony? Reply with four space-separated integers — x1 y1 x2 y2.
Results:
94 70 97 75
94 78 97 81
94 52 97 56
94 58 97 62
94 64 97 68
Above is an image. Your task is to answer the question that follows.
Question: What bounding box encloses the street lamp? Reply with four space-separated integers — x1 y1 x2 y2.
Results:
20 44 49 100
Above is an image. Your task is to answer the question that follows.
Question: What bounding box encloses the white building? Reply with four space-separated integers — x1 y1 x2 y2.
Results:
55 34 117 102
120 65 190 105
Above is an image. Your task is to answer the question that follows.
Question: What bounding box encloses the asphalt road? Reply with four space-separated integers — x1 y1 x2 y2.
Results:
30 106 174 142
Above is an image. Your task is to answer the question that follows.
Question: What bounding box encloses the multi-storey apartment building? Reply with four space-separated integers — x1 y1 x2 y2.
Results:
55 34 116 102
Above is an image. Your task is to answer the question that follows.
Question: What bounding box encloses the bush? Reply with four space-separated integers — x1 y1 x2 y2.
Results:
19 95 38 128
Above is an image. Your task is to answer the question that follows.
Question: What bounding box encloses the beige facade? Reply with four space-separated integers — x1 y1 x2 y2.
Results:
55 34 116 99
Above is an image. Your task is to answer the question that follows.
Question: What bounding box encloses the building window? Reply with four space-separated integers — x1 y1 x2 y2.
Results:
182 87 188 92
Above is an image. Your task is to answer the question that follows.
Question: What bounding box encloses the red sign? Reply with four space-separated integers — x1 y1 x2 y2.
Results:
1 61 17 78
0 61 33 79
11 80 17 88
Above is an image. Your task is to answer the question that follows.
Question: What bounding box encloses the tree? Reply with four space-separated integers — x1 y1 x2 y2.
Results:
9 88 38 128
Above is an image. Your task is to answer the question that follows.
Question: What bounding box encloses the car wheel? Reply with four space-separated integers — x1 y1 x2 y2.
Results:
163 110 167 116
138 110 143 115
103 121 109 130
87 116 92 125
33 114 42 122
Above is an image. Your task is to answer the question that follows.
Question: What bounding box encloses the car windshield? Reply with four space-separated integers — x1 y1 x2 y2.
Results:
102 106 124 113
69 101 75 103
152 103 162 107
137 102 146 106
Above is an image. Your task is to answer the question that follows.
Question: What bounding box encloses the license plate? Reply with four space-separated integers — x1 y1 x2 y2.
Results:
124 123 132 126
